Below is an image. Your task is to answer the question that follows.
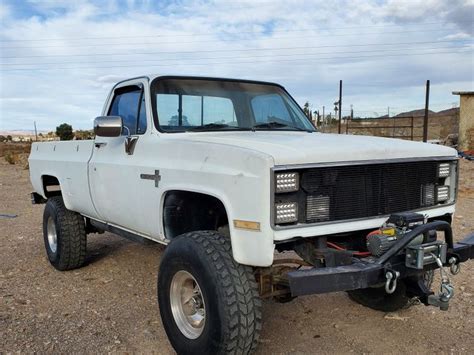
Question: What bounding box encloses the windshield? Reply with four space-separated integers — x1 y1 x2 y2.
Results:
150 78 316 133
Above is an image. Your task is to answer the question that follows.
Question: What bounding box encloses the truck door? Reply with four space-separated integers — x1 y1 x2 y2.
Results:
88 79 162 239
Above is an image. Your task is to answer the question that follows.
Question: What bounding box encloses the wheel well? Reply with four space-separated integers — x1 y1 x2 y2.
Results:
163 190 229 239
42 175 62 198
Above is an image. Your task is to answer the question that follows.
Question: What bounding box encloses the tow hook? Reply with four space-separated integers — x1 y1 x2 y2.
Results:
448 257 461 275
427 253 455 311
385 270 400 294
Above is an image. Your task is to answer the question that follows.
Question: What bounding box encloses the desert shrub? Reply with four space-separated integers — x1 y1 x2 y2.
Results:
0 142 32 157
5 152 19 164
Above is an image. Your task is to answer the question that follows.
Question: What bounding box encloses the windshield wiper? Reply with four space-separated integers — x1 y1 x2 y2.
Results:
252 121 312 132
189 123 231 131
252 121 288 129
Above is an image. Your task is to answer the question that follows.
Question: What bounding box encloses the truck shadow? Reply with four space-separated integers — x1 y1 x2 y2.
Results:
85 232 165 266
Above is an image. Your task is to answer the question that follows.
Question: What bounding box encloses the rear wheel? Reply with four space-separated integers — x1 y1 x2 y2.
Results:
158 231 262 354
42 196 87 271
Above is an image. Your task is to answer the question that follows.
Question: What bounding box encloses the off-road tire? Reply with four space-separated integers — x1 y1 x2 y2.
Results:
42 196 87 271
158 231 262 354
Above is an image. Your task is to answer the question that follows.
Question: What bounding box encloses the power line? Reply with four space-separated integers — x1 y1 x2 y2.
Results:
0 49 467 72
1 39 469 60
0 28 456 50
1 45 466 67
0 20 465 43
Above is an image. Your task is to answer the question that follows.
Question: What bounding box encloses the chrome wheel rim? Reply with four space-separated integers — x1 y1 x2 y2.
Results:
170 270 206 339
46 216 57 253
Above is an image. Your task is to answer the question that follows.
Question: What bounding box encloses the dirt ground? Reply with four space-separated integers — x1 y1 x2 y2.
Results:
1 158 473 354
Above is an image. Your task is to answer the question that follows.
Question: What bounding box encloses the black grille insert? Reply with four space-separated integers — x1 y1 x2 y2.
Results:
300 161 441 223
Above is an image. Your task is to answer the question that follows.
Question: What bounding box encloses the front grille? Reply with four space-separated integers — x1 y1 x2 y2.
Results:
299 161 442 223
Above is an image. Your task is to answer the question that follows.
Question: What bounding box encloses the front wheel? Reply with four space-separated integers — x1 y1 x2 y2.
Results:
158 231 262 354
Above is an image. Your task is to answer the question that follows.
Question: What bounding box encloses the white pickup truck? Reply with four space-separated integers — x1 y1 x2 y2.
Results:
29 75 474 354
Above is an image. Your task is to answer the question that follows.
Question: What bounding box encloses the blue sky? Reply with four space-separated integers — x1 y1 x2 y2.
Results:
0 0 472 132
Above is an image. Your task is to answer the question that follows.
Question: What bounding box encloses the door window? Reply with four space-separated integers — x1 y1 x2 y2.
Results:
109 86 147 135
137 95 147 134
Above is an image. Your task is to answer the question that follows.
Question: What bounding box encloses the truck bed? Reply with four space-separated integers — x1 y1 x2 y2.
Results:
29 140 99 219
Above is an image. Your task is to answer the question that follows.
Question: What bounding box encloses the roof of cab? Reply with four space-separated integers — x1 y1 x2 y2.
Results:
144 74 284 88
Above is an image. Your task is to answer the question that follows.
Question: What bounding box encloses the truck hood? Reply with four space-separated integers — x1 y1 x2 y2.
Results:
182 131 457 165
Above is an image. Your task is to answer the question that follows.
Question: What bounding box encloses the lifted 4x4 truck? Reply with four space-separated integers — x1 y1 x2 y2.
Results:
29 75 474 354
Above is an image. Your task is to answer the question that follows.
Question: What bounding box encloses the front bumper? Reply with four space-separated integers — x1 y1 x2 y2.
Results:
288 221 474 297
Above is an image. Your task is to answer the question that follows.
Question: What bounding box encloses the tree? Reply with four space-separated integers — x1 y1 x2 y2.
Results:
7 135 12 141
0 135 6 142
56 123 74 141
303 101 311 119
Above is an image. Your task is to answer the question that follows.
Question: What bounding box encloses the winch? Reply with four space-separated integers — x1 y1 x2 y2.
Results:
367 212 433 257
366 212 455 310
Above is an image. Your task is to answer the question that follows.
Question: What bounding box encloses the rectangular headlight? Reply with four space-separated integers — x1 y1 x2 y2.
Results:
275 202 298 224
436 185 450 202
438 163 451 178
275 172 299 193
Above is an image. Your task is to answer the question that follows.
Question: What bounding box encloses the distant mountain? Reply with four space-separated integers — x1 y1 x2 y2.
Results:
394 109 436 118
0 130 49 136
434 107 459 116
392 107 459 118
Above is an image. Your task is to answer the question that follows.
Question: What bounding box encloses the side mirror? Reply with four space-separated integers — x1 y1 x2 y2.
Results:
94 116 122 137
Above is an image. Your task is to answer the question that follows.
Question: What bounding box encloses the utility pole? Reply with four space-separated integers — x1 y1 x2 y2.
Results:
387 106 390 118
423 80 430 142
34 121 38 141
322 106 325 125
338 80 342 134
346 104 353 135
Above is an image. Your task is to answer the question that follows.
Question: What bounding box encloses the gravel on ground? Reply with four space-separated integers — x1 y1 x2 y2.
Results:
1 159 473 353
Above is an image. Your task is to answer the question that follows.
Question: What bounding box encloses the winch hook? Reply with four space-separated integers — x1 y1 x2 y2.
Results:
427 253 455 311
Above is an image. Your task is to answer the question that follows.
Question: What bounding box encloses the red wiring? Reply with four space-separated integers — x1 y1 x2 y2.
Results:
366 229 382 237
327 241 345 250
327 241 371 257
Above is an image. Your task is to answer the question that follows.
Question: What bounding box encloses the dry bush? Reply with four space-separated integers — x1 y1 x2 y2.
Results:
4 152 19 164
4 152 29 169
0 142 32 157
17 153 29 169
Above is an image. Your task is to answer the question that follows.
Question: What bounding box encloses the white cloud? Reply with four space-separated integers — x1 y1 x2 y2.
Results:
0 2 10 20
442 32 472 40
0 0 472 130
